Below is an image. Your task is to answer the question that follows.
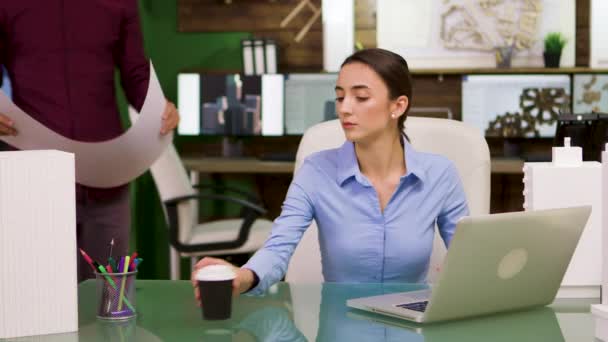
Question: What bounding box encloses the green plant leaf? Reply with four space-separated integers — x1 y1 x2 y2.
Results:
544 32 567 54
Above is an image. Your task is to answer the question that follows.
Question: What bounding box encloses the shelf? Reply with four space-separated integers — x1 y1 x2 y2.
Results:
491 158 524 174
180 67 608 76
411 67 608 75
182 157 294 174
183 157 525 175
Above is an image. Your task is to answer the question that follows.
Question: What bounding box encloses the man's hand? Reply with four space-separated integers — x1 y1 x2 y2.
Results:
160 101 179 135
0 113 17 136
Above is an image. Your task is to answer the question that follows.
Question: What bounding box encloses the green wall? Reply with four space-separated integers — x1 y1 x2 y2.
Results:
124 0 250 279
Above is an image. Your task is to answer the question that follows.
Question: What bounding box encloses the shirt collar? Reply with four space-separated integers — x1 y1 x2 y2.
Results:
336 138 427 186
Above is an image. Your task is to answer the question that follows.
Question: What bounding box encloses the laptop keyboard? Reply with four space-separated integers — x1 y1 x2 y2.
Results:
395 301 428 312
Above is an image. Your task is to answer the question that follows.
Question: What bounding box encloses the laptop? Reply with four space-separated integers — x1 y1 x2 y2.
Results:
347 206 592 323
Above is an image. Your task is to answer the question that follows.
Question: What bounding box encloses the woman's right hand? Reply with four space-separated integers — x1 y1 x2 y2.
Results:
191 257 256 306
0 113 17 136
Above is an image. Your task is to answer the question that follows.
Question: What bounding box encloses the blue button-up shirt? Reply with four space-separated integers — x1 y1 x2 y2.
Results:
244 139 469 295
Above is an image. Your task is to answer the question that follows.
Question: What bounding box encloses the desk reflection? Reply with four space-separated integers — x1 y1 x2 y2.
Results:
291 283 565 342
79 319 163 342
4 319 162 342
235 307 306 342
233 283 565 341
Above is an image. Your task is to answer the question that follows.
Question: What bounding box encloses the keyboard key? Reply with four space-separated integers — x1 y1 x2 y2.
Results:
395 301 428 312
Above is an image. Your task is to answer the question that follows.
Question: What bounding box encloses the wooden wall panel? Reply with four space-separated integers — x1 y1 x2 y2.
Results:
491 174 524 213
178 0 323 71
253 30 323 72
178 0 322 32
410 75 462 120
576 0 590 66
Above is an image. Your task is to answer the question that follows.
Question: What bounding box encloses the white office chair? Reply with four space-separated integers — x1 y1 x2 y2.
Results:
285 117 491 284
286 117 490 340
129 108 273 280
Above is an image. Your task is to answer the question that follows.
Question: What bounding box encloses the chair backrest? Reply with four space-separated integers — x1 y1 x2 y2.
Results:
285 117 491 283
128 107 197 243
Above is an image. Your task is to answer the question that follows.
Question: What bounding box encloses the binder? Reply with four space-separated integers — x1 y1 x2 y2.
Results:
253 39 266 75
265 39 278 74
241 39 254 76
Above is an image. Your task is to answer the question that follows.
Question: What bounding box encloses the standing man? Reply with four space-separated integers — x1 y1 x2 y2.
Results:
0 0 179 281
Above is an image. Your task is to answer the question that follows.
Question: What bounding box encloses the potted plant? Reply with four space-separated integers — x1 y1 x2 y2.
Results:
543 32 567 68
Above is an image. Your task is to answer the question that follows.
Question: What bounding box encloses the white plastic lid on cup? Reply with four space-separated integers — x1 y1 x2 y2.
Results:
196 265 236 281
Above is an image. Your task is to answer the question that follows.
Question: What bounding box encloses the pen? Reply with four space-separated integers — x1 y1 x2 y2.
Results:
118 256 125 273
117 256 131 311
79 248 98 272
80 248 135 312
128 252 138 271
108 256 117 271
97 264 117 288
136 258 143 271
108 238 114 260
97 262 136 313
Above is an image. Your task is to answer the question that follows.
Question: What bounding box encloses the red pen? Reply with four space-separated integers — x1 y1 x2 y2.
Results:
128 252 138 271
79 248 98 272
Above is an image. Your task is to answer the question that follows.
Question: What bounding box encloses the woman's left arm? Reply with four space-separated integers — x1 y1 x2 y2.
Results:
436 164 469 247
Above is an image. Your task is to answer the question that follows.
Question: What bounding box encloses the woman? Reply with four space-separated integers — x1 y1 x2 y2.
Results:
193 48 469 300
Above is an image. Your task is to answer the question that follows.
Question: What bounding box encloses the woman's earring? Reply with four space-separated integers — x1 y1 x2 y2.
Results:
391 113 396 119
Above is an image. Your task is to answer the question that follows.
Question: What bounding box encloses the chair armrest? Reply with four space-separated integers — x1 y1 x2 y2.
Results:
165 193 267 215
164 193 267 253
192 184 262 203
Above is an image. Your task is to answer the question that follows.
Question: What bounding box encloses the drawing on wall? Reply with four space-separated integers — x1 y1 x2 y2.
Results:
377 0 575 68
573 75 608 114
462 75 571 138
440 0 541 52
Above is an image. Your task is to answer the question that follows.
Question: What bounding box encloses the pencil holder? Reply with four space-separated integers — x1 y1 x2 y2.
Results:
95 270 137 320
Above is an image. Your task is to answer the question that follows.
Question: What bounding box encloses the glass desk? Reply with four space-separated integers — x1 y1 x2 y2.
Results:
3 281 601 341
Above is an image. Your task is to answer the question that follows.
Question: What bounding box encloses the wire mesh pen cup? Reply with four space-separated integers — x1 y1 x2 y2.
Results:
95 270 137 320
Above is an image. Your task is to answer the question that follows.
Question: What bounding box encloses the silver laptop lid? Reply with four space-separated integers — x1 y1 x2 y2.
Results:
424 206 591 323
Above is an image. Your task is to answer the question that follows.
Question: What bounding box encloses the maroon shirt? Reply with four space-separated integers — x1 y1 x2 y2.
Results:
0 0 150 199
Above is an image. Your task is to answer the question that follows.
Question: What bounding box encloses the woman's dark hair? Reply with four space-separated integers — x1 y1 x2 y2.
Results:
341 48 413 138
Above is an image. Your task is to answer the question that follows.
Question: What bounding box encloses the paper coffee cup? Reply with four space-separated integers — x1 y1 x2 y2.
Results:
196 265 236 320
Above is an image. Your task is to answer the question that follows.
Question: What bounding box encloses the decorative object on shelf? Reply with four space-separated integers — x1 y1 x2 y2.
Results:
520 87 570 123
485 87 570 137
486 111 537 137
543 32 567 68
495 45 514 68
